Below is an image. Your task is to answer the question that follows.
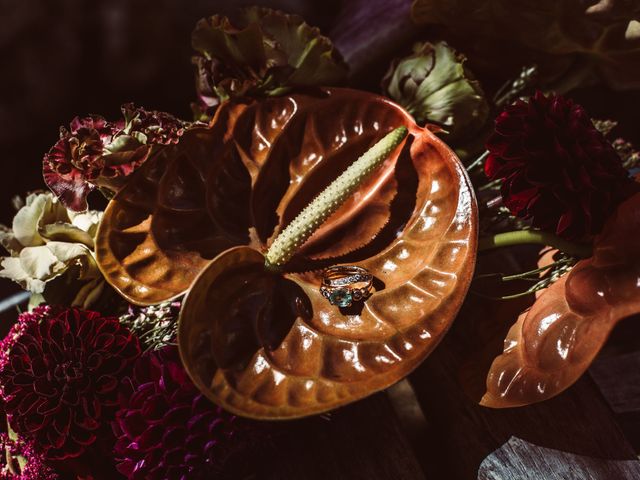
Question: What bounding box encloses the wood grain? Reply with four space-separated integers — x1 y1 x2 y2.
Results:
478 436 640 480
261 393 427 480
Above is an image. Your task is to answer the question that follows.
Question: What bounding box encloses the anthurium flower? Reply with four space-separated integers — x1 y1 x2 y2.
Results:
482 191 640 408
191 7 348 119
95 87 477 418
382 41 489 142
43 104 188 212
0 192 103 307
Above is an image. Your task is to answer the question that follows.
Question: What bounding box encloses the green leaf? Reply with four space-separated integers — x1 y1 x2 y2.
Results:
191 7 348 113
382 42 489 142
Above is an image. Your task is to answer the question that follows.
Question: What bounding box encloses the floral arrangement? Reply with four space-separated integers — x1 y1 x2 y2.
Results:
1 2 639 478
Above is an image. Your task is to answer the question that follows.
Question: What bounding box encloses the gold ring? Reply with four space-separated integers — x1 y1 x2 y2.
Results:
320 265 373 307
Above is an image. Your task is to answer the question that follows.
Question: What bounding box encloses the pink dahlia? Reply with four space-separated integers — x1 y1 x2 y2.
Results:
485 91 639 240
0 306 140 460
113 346 257 479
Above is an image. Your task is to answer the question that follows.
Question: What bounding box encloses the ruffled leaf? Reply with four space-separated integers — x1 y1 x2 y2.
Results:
191 7 348 118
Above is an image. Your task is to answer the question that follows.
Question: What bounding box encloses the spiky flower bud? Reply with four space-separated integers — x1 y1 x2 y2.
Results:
265 126 408 268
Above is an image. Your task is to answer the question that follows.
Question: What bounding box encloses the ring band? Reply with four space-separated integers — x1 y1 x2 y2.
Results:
320 265 373 307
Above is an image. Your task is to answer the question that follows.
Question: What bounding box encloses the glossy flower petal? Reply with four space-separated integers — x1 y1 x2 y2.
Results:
94 88 478 418
482 191 640 407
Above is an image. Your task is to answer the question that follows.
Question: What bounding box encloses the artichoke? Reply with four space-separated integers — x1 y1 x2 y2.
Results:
382 41 489 143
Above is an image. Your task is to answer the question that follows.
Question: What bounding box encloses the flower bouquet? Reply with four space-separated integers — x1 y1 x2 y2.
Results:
1 2 639 478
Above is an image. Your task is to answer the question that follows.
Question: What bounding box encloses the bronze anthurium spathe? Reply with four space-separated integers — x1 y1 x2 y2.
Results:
482 192 640 408
95 88 478 419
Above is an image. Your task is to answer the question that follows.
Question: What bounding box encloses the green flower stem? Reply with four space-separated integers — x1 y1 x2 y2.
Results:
265 126 409 269
478 230 593 258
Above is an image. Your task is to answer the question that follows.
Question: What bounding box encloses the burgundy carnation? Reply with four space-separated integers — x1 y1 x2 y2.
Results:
0 433 57 480
0 306 140 460
43 105 187 212
43 116 119 211
113 346 257 480
485 91 639 240
121 103 187 146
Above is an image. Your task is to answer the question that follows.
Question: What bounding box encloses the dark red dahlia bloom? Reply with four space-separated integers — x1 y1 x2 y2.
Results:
43 105 188 212
0 306 140 460
113 346 255 480
0 433 57 480
485 91 639 240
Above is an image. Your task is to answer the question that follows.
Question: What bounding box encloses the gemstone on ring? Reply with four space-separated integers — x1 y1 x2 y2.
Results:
329 288 353 308
320 265 373 307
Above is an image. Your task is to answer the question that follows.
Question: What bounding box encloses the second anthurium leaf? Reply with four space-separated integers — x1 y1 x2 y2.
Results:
191 7 348 119
482 192 640 408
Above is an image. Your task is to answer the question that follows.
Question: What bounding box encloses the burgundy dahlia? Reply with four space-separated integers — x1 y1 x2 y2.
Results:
113 346 256 480
485 91 639 240
0 306 140 460
43 105 187 212
0 433 57 480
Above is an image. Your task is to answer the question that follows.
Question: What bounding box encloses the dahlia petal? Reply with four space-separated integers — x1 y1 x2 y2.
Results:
36 395 61 416
47 423 67 449
12 372 33 385
22 412 46 434
486 91 637 240
162 428 187 449
34 377 56 397
95 374 118 394
136 424 163 450
112 346 258 478
70 426 97 446
163 448 185 466
163 405 191 426
120 411 146 438
141 394 168 422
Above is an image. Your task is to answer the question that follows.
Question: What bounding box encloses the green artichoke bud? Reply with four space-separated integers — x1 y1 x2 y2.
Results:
382 41 489 142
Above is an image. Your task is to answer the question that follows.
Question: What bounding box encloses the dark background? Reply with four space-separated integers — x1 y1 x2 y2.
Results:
0 0 347 224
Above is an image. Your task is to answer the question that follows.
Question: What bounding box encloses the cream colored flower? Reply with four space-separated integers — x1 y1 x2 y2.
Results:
0 191 104 307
